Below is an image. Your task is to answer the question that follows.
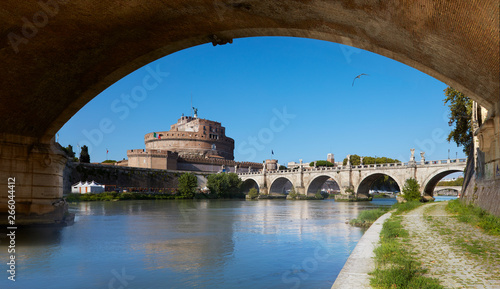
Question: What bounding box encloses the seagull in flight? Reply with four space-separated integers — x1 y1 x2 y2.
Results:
352 73 369 86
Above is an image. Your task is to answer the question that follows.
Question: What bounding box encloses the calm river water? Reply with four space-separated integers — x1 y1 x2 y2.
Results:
1 198 397 289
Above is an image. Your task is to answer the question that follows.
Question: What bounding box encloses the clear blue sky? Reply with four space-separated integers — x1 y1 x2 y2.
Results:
57 36 466 169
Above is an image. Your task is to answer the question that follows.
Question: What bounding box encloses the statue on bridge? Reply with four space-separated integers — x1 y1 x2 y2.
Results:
360 157 364 165
346 154 351 166
410 149 416 163
420 151 426 164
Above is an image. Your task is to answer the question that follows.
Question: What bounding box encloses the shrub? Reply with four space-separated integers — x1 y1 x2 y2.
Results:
247 188 259 199
402 178 421 201
178 172 198 199
315 191 324 200
207 172 243 198
288 187 298 199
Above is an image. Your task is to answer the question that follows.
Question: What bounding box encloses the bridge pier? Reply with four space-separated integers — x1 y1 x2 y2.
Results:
0 134 73 225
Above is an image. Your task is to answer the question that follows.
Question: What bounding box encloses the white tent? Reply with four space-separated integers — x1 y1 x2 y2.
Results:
72 181 105 194
71 181 83 194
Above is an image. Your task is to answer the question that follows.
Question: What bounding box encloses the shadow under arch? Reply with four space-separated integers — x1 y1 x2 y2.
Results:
24 0 496 141
357 173 402 196
422 170 463 197
269 177 293 195
240 179 259 194
306 175 341 195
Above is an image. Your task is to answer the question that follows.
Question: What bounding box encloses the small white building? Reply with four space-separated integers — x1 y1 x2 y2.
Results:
72 181 105 194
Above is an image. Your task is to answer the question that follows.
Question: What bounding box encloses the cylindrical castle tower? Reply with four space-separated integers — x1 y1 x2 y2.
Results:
144 115 234 160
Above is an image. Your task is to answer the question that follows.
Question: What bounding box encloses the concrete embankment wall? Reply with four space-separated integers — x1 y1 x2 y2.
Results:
63 162 208 194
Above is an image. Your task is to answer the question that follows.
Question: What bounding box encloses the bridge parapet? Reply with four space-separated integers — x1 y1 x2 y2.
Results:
237 158 467 177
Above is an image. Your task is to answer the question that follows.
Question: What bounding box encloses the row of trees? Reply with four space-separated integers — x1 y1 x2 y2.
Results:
343 155 400 166
62 144 90 163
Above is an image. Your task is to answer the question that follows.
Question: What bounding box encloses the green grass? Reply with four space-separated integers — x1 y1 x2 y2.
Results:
350 208 389 227
392 201 424 215
446 199 500 235
65 192 184 202
455 237 486 256
370 216 444 289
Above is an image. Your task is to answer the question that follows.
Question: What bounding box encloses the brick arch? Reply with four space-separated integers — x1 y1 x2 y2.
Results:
0 1 496 141
1 1 498 223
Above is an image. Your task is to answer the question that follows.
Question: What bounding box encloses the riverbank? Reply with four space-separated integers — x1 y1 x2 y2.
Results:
333 201 500 288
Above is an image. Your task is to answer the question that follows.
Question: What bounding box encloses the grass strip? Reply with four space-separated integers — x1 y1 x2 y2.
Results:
349 208 389 227
446 199 500 236
370 216 444 289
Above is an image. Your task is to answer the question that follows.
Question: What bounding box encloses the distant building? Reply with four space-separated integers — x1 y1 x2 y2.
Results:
126 113 262 173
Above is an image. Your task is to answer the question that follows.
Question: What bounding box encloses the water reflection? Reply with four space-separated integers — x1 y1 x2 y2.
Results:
0 199 395 289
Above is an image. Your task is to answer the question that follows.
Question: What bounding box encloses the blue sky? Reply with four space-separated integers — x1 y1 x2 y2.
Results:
57 36 465 168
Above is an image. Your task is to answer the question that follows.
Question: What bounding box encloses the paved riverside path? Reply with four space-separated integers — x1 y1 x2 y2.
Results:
402 202 500 288
331 211 393 289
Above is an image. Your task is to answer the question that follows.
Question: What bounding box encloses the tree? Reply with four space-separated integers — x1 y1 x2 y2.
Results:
178 173 198 198
279 165 288 170
402 178 421 201
444 87 473 156
309 160 334 167
343 155 400 166
248 188 259 199
207 173 242 198
79 145 90 163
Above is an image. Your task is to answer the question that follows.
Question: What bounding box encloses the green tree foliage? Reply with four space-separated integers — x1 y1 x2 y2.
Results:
247 188 259 199
279 165 288 170
309 160 334 167
178 172 198 198
402 178 421 201
444 87 473 156
207 173 243 198
79 145 90 163
437 178 464 187
102 160 117 164
62 144 76 158
343 155 400 166
372 175 400 192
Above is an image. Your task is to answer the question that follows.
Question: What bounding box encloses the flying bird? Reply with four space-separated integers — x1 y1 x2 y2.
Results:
352 73 369 86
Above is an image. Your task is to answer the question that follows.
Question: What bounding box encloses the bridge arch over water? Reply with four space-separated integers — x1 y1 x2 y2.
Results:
421 166 465 196
1 1 498 222
269 177 293 196
356 173 403 197
241 178 260 195
306 175 341 195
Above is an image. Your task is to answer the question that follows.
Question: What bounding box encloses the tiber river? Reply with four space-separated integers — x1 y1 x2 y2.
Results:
2 197 458 289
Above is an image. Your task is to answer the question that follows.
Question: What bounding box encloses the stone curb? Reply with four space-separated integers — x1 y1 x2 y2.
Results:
331 211 393 289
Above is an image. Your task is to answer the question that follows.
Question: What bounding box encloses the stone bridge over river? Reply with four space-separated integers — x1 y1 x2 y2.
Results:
238 158 466 197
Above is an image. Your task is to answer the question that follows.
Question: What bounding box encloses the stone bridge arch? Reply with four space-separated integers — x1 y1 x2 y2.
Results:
421 167 465 196
357 173 404 197
1 1 498 223
306 175 341 195
269 177 294 196
240 178 260 195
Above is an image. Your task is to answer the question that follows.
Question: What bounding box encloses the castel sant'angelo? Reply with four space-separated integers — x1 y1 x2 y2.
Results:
124 110 263 173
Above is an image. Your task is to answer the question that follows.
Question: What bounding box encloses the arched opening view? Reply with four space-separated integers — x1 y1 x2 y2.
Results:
423 170 464 197
240 179 260 195
269 177 293 196
306 176 341 196
357 174 401 198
